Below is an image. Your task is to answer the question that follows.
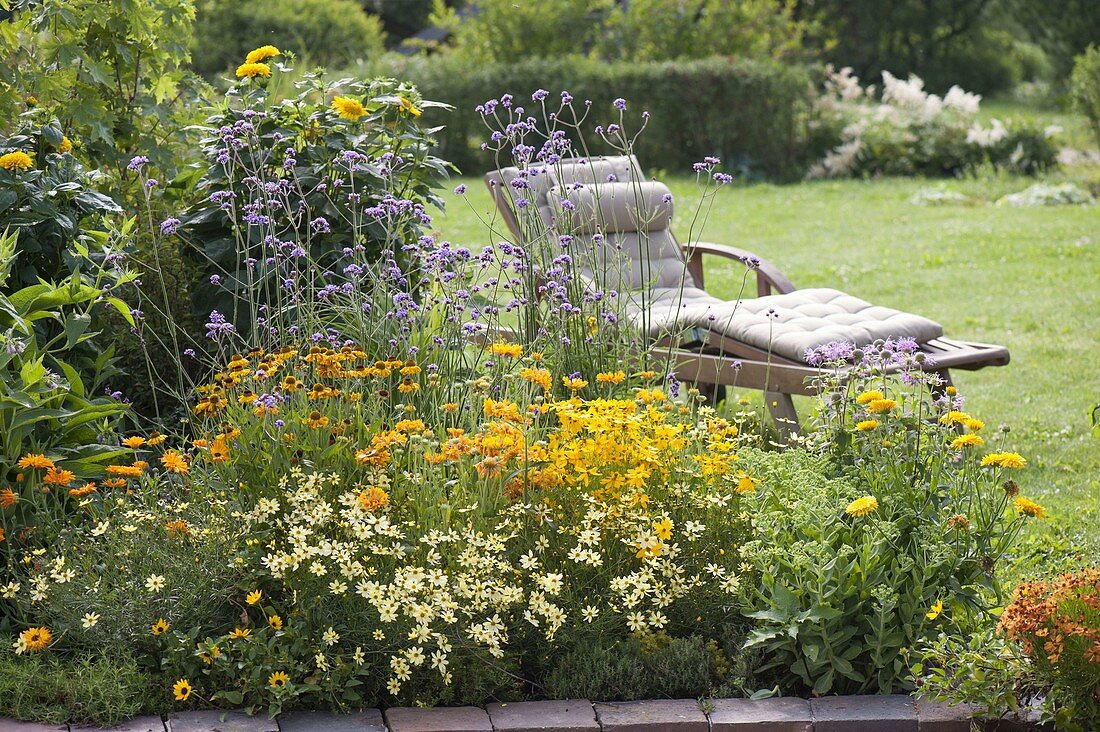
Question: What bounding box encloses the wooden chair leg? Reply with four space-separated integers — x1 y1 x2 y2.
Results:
765 391 800 444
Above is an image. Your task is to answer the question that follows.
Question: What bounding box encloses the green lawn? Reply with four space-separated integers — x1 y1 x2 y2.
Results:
435 165 1100 571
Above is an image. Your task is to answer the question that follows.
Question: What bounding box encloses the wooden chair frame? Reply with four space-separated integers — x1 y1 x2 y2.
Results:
483 160 1010 438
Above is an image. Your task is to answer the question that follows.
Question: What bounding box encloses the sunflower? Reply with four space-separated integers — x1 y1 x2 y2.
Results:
21 626 52 652
172 678 192 701
268 614 283 630
0 151 33 171
267 671 290 688
245 45 281 64
845 495 879 517
151 618 170 636
331 96 366 121
235 62 271 79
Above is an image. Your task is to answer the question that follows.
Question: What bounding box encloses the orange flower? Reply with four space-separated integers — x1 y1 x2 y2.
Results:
43 467 75 486
0 488 17 508
160 451 189 475
122 436 146 449
17 454 54 470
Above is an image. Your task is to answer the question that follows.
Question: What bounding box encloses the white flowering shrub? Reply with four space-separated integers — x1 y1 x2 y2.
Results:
809 66 1060 178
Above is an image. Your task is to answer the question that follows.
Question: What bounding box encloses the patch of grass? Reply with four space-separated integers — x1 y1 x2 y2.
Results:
435 164 1100 571
0 646 152 726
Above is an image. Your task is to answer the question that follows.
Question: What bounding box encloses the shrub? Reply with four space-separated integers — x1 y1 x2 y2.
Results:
0 110 122 291
809 66 1059 178
191 0 387 78
0 0 209 191
740 340 1042 695
1069 46 1100 148
387 55 815 178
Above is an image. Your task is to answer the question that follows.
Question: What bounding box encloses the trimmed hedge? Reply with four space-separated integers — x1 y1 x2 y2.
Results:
386 55 816 180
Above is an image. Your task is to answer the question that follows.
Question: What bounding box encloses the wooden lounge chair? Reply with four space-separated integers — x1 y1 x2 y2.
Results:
484 155 1009 437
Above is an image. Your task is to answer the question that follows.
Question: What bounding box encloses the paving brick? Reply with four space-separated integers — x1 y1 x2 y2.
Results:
383 706 492 732
167 711 278 732
707 697 813 732
811 695 918 732
913 698 979 732
0 720 66 732
486 700 598 732
593 699 708 732
277 711 385 732
70 716 165 732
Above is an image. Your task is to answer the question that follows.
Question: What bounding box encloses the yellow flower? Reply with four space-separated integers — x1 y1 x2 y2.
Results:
653 517 673 541
596 370 626 384
303 411 330 429
855 390 883 404
981 452 1026 469
939 410 971 425
0 151 33 171
845 495 878 517
152 618 170 636
228 627 252 640
520 367 552 391
442 402 459 413
855 419 880 431
947 514 971 531
268 671 290 687
926 599 944 620
1014 496 1044 518
268 614 283 630
950 434 984 448
867 398 898 414
245 45 281 64
332 96 366 121
397 96 421 117
20 626 52 652
489 341 523 358
246 589 263 605
963 417 985 431
58 136 72 153
43 467 75 486
235 62 271 79
735 474 757 495
172 678 192 701
122 436 146 449
562 376 588 390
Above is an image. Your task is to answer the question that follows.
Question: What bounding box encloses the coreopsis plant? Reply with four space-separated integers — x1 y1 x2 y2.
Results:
741 339 1042 695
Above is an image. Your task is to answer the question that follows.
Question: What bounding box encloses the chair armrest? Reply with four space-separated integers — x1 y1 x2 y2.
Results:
682 241 796 296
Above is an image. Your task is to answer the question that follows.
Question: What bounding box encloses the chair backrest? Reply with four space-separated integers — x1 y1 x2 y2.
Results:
485 155 698 291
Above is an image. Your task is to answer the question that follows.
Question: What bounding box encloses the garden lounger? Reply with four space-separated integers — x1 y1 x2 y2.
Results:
484 155 1009 438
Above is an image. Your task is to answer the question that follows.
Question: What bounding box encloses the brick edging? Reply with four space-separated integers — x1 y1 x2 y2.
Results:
1 694 1048 732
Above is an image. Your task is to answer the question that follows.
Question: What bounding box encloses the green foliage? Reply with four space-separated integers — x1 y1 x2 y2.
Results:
429 0 814 65
1069 47 1100 147
363 0 437 41
0 0 210 187
0 647 148 726
177 65 450 338
0 229 134 530
388 54 814 178
191 0 387 78
0 110 122 291
543 633 739 701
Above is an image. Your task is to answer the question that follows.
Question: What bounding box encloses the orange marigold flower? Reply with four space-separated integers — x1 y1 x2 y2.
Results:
165 520 190 538
103 478 127 489
68 482 97 498
0 488 17 508
160 451 189 475
107 464 144 477
122 436 146 449
43 467 75 486
17 454 54 470
147 432 167 446
357 486 389 512
596 370 627 384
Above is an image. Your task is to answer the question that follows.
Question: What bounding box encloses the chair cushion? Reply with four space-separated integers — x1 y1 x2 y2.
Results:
631 287 944 362
549 181 673 234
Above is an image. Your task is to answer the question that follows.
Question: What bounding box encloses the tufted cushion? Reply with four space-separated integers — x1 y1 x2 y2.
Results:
549 181 673 234
632 287 944 362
